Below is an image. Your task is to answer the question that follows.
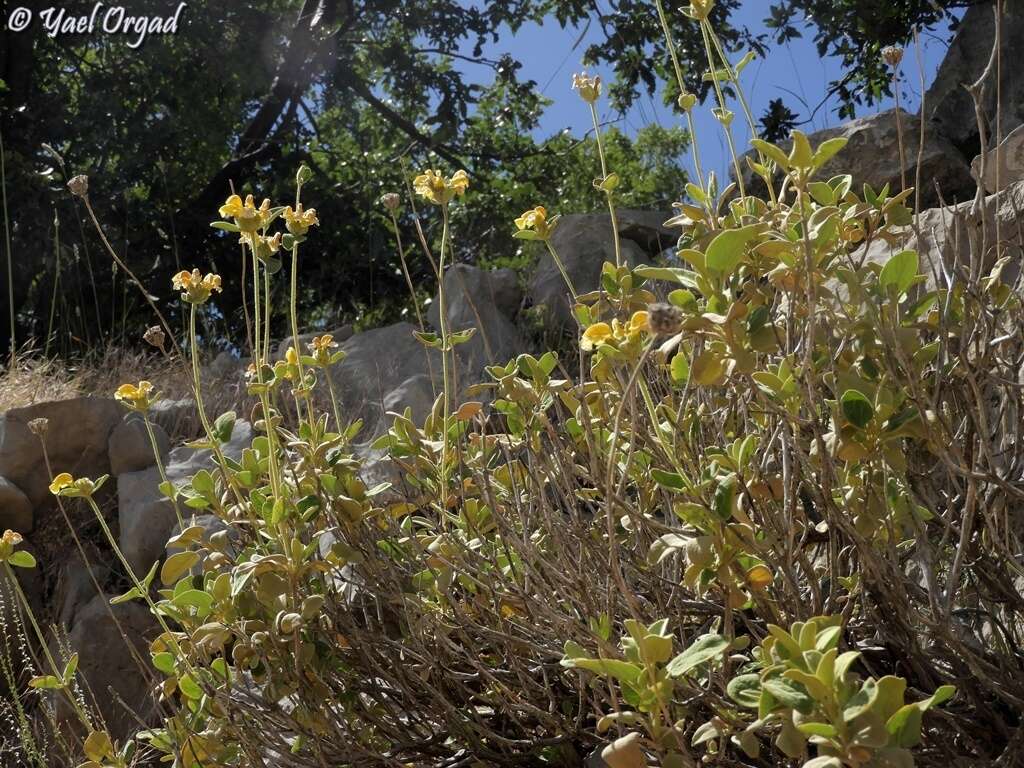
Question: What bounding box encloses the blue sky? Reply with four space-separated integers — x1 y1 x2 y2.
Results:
457 2 962 180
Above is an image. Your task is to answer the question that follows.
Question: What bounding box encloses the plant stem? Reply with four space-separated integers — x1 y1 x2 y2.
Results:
437 205 453 509
653 0 707 192
587 102 623 268
0 127 14 361
544 239 578 301
3 562 93 731
45 210 62 358
81 196 182 357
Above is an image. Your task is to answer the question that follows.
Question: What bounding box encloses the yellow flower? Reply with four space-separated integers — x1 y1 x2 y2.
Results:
307 334 340 367
115 381 156 412
285 346 299 366
581 322 613 351
513 206 558 241
413 169 469 206
572 72 602 104
218 194 271 233
252 232 283 262
0 529 24 562
283 203 319 236
627 311 649 336
50 473 106 498
49 472 74 496
173 269 223 304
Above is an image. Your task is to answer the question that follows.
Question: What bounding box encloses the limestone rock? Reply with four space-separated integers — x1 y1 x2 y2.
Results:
118 420 252 576
382 374 437 426
972 123 1024 193
148 397 200 439
108 414 170 476
856 179 1024 286
527 210 674 331
924 2 1024 158
427 264 526 374
331 322 442 430
55 550 112 628
58 594 157 739
0 476 33 534
0 397 123 507
742 108 974 208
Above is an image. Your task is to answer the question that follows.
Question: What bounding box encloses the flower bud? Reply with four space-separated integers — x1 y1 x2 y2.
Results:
380 192 401 212
143 325 166 351
646 302 684 336
67 174 89 198
882 45 903 68
296 164 314 186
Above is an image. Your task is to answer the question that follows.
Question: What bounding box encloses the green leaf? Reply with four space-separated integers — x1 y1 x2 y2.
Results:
841 389 874 429
763 676 814 714
190 469 215 496
789 130 814 170
84 730 113 762
813 137 849 169
161 551 200 585
62 653 79 684
705 224 764 277
564 656 644 684
879 250 919 296
727 673 762 708
7 550 36 569
750 138 790 170
213 411 236 444
670 353 689 385
634 265 699 289
666 633 729 678
797 722 837 737
152 652 176 676
652 468 688 491
692 352 725 386
648 533 691 565
712 474 737 521
28 675 62 690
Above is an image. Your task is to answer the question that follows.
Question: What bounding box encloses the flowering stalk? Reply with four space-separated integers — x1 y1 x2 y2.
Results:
653 0 706 192
2 558 94 731
587 102 623 269
437 204 453 502
696 20 746 198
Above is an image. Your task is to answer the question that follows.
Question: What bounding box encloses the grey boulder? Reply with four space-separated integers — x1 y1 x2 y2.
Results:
108 414 170 476
527 210 674 331
0 397 123 507
0 476 33 534
118 420 252 577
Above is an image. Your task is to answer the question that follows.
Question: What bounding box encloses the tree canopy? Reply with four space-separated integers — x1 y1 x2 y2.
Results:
0 0 971 355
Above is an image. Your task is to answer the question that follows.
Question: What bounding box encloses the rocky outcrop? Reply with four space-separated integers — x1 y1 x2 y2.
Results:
0 476 33 533
0 397 123 508
56 594 157 739
972 123 1024 193
428 264 526 376
527 210 674 331
118 419 253 576
924 1 1024 159
857 179 1024 285
108 414 170 476
331 321 442 432
742 108 974 207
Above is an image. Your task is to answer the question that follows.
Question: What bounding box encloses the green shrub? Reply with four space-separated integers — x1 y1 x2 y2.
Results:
6 3 1024 767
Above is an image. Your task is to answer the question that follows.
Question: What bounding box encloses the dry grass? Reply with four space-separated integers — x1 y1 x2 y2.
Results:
0 345 245 440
